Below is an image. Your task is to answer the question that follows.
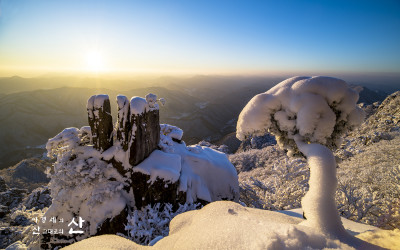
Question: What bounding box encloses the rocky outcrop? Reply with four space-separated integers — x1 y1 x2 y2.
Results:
363 91 400 133
40 93 239 249
0 176 7 192
350 91 400 141
338 91 400 159
236 134 277 153
0 227 24 249
0 177 27 215
22 186 51 211
87 95 114 152
87 94 171 210
0 158 51 192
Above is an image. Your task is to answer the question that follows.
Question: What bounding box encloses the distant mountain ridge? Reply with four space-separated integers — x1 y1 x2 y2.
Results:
0 158 51 192
0 75 397 169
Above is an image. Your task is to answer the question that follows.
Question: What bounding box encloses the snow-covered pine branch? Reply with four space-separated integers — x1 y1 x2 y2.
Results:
237 76 366 245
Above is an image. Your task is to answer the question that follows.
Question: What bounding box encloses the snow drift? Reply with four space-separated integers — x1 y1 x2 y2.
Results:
63 201 389 250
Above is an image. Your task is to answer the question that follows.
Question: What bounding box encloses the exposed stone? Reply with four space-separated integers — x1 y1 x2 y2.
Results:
0 176 7 192
130 172 186 209
87 95 113 152
0 205 8 218
116 95 131 151
0 187 27 212
129 109 160 166
10 215 33 226
237 134 277 152
96 207 129 236
0 158 51 193
0 227 24 249
22 186 52 210
83 94 165 237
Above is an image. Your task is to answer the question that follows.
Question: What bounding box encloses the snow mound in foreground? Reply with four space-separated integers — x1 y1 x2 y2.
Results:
64 201 390 250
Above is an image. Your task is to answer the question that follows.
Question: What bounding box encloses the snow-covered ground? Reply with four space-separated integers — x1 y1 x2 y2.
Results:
2 83 399 249
60 201 397 250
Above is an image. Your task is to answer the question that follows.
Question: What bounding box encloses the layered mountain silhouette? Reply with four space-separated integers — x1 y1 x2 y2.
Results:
0 76 393 169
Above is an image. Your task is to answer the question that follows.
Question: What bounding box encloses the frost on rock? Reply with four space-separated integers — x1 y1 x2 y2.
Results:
86 95 113 152
42 93 239 248
160 124 183 141
125 202 201 245
142 123 239 204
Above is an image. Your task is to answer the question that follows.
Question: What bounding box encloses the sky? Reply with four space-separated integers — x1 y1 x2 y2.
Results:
0 0 399 77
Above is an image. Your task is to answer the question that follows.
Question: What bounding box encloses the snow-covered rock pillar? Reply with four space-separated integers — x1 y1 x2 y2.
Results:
116 95 131 151
129 95 160 166
115 94 161 165
87 95 113 152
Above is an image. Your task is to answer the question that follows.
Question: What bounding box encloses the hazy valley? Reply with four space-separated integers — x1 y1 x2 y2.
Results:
0 75 395 170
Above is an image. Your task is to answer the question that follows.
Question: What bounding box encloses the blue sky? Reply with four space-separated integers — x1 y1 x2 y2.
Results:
0 0 399 76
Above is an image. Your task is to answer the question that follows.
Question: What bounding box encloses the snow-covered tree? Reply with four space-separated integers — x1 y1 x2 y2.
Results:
237 76 365 240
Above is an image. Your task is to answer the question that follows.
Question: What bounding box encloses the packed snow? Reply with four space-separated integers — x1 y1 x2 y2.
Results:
160 124 183 141
158 124 239 203
133 150 182 184
64 201 391 250
130 94 160 115
130 97 149 115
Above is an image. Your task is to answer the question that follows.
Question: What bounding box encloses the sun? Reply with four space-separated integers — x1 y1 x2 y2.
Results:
85 50 105 73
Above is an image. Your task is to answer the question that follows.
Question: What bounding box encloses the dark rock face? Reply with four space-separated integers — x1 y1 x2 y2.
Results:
96 207 129 236
129 110 160 166
87 95 114 152
10 215 34 226
0 227 24 249
0 205 8 217
237 134 277 152
130 172 186 209
0 188 27 211
0 176 7 192
116 95 131 151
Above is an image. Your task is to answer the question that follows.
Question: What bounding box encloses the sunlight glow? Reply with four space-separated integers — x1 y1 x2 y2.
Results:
85 50 105 73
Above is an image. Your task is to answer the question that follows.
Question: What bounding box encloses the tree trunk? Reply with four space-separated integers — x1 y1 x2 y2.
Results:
294 136 347 238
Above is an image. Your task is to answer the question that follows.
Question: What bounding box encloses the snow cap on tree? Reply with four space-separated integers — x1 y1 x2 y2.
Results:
236 76 365 155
